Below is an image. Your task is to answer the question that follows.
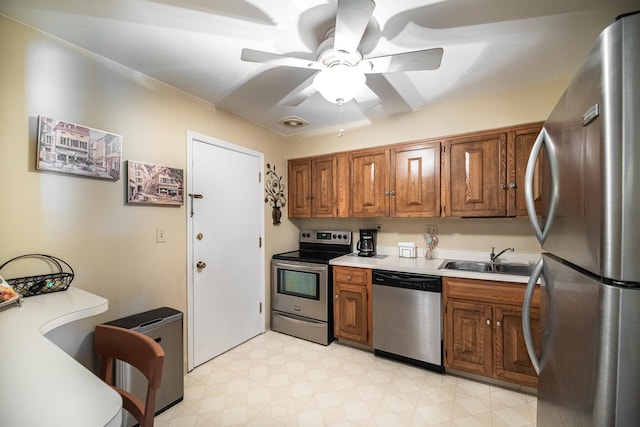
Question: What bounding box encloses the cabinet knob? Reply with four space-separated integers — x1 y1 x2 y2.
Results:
496 321 502 327
486 319 491 325
347 275 351 281
384 191 390 196
335 294 338 299
500 183 507 189
509 182 516 189
196 261 206 269
390 191 396 195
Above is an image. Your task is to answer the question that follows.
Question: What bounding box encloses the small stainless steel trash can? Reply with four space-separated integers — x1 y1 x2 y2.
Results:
104 307 184 427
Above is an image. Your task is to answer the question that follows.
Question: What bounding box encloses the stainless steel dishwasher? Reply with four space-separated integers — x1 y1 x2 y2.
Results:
372 270 443 372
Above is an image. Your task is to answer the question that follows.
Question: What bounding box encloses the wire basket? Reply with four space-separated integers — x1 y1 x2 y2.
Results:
0 254 74 297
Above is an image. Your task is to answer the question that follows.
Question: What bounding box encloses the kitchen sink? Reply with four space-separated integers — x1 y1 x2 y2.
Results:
440 260 494 272
439 260 535 276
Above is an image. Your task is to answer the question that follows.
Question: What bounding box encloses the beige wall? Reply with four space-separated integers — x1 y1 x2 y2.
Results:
284 79 570 254
0 15 297 368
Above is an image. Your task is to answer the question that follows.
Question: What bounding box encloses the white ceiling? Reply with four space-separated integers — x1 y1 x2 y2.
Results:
1 0 637 136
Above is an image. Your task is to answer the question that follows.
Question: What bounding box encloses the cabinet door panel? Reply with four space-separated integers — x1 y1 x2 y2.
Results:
445 132 506 217
509 124 544 216
288 159 311 217
334 284 368 344
495 305 540 387
350 150 389 217
311 157 336 217
392 143 441 217
446 300 492 376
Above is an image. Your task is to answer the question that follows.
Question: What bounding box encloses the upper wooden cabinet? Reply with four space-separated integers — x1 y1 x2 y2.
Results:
508 124 544 217
288 158 312 217
348 142 441 218
443 122 543 217
288 154 348 218
288 122 542 219
391 142 441 217
444 132 507 217
349 148 390 217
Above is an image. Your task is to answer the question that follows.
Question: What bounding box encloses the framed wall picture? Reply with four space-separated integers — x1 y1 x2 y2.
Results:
127 160 184 206
36 115 122 180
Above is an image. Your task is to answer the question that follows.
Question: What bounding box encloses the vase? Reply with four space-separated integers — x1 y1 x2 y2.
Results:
272 206 282 225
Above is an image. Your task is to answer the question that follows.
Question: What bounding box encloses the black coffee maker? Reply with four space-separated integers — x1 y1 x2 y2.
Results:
357 229 377 257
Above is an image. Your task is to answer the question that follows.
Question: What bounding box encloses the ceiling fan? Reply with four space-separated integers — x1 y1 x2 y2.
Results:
240 0 444 107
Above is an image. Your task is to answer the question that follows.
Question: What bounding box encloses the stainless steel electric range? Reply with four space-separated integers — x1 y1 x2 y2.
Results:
271 230 352 345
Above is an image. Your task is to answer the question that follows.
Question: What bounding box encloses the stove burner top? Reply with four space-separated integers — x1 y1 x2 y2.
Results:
272 229 352 264
272 249 349 264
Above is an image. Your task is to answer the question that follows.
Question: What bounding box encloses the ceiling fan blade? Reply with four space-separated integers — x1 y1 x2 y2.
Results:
363 74 413 116
280 74 318 107
334 0 375 53
361 48 444 73
241 48 322 70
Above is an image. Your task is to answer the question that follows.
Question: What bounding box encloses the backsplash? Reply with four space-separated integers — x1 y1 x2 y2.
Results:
294 216 541 255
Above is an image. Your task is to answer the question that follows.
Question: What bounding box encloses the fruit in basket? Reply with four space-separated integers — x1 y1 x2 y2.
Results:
1 284 18 302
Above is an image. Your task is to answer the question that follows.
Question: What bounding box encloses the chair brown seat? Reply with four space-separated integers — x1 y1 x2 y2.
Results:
94 324 165 427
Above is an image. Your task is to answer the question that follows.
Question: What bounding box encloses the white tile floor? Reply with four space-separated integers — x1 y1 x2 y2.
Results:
155 331 537 426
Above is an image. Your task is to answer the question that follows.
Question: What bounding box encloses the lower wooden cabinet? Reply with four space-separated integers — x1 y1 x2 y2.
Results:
333 266 372 346
443 277 540 388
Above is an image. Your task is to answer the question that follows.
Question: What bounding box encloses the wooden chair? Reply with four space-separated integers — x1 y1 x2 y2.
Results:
94 324 165 427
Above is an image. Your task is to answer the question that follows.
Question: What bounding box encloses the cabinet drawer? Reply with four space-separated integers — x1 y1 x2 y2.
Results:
444 277 540 307
334 267 368 286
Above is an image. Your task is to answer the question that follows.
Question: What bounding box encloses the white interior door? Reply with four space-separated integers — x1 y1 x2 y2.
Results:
187 131 264 370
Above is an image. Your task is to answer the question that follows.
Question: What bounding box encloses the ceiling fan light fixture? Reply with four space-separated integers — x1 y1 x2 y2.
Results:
313 65 366 104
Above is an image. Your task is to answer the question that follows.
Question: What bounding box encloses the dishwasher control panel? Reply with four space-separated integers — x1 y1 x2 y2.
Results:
372 270 442 292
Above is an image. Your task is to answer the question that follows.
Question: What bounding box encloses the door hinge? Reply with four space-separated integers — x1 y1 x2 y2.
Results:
259 171 262 183
259 302 262 313
259 236 262 248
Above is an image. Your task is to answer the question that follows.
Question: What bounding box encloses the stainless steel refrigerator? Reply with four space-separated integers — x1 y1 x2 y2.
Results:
522 10 640 426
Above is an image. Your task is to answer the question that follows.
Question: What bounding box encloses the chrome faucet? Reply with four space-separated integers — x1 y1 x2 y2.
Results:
491 247 514 263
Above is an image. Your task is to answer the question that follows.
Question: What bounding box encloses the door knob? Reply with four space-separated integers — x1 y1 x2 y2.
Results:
196 261 206 269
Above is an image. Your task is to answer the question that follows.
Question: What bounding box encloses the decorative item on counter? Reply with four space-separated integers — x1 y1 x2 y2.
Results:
398 242 417 258
424 230 439 260
264 163 286 225
0 254 74 297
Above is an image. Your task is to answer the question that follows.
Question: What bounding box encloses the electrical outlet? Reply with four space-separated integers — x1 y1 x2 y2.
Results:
425 224 438 235
376 224 382 231
156 228 167 243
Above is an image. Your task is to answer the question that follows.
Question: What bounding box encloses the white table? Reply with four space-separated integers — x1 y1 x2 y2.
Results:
0 287 122 427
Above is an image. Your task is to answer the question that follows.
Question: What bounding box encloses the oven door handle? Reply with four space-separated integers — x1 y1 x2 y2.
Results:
273 262 327 272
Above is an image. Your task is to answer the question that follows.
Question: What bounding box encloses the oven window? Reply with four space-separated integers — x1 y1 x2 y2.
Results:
278 269 320 300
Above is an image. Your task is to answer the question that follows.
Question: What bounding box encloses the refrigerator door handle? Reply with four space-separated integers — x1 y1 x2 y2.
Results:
524 127 559 244
522 258 543 374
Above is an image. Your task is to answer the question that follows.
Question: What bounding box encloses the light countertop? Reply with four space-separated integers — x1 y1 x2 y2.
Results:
0 286 122 427
330 248 540 284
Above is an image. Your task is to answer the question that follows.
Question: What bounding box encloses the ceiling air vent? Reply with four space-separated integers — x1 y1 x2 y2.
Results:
279 116 308 129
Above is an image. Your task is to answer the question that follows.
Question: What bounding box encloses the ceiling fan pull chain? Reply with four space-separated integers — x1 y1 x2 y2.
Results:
337 99 345 137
